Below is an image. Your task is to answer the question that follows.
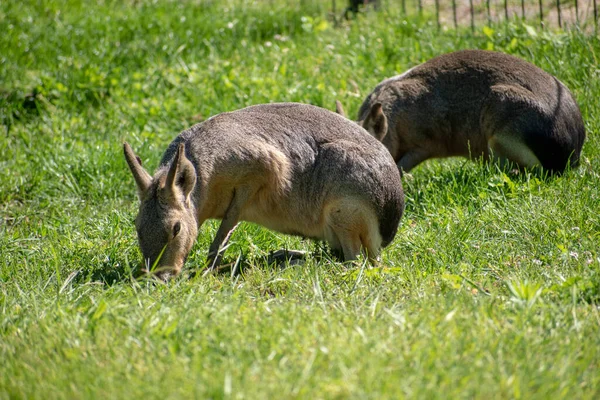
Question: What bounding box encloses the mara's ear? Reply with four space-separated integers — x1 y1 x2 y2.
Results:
335 100 346 118
165 143 197 203
123 142 152 197
364 103 388 141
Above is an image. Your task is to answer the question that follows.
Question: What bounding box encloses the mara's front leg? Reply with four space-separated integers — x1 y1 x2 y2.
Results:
205 187 251 272
397 150 430 174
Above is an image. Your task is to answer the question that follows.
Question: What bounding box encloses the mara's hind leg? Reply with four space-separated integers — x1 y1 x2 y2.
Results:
360 226 382 264
482 85 547 170
333 228 362 262
323 225 346 261
488 133 541 170
324 199 381 263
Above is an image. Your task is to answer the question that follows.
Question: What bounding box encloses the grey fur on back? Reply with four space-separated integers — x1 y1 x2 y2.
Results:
357 50 586 173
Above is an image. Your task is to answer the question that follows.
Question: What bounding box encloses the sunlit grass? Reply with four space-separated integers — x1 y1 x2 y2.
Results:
1 0 599 398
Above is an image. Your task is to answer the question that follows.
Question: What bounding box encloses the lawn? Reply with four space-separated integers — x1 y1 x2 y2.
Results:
1 0 599 398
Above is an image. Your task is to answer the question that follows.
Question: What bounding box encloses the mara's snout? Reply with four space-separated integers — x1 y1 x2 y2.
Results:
124 103 404 278
345 49 586 174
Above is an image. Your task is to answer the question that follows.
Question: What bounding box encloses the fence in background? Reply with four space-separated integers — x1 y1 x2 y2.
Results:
333 0 599 31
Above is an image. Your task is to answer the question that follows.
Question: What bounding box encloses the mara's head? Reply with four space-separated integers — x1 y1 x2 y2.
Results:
123 142 198 278
335 100 388 142
357 102 388 141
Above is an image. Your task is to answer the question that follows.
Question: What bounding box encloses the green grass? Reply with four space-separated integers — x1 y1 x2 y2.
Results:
1 0 600 398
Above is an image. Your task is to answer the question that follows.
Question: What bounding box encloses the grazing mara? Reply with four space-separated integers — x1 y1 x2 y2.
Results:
337 50 586 174
124 103 404 278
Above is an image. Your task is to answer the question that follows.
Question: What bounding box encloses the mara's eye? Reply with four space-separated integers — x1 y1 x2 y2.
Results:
172 222 181 237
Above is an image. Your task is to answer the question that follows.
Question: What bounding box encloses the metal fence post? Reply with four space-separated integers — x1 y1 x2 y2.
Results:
435 0 440 30
595 0 598 30
452 0 457 29
469 0 475 32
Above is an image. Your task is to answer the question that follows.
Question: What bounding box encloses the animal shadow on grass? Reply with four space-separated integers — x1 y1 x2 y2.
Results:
185 243 344 280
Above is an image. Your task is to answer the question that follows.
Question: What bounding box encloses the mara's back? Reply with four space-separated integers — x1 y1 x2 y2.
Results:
364 50 575 128
187 103 390 157
405 50 557 93
161 103 393 178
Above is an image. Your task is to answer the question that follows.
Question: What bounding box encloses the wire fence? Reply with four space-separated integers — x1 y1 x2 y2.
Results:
336 0 599 31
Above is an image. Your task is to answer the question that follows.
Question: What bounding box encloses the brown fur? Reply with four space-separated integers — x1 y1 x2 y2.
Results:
344 50 586 174
124 103 404 278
